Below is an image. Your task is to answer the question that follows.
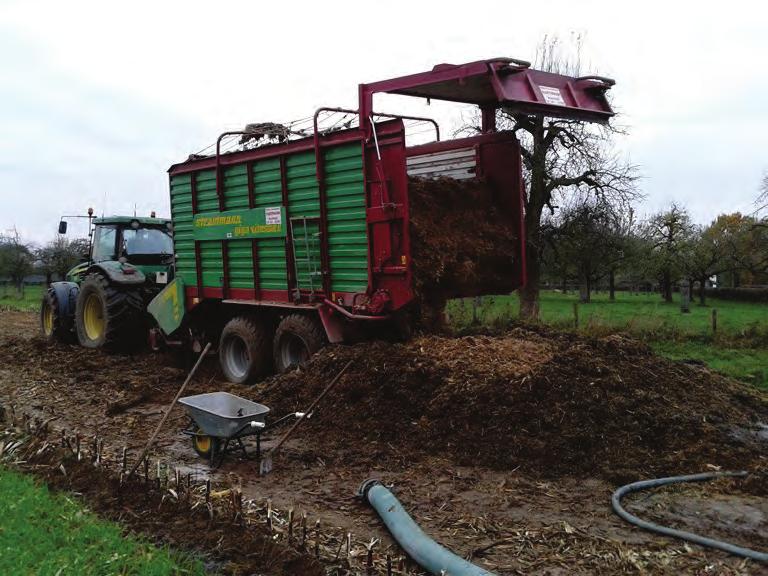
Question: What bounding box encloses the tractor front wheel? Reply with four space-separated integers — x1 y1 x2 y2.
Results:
40 289 65 342
75 273 143 350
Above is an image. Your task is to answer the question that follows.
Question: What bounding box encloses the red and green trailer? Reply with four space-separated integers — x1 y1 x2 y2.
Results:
149 57 615 382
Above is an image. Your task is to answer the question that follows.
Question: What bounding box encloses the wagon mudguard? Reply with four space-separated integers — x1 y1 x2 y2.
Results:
87 261 146 285
48 281 80 320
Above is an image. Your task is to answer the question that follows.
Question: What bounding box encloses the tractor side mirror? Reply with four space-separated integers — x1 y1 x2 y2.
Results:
58 221 68 234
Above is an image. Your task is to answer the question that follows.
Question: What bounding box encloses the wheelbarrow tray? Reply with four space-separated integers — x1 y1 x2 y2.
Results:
179 392 270 439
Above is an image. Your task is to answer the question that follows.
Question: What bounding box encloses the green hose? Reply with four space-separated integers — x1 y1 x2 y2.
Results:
359 480 497 576
612 471 767 563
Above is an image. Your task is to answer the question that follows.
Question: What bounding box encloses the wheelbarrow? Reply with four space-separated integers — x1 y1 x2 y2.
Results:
178 391 302 467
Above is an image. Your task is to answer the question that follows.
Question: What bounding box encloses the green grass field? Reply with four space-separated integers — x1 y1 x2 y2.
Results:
0 283 43 312
447 290 768 337
0 467 204 575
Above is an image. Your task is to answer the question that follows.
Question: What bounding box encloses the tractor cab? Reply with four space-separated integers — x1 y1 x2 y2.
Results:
90 216 173 268
43 211 175 350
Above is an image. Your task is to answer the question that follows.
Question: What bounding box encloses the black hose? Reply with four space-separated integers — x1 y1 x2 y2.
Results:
611 471 768 563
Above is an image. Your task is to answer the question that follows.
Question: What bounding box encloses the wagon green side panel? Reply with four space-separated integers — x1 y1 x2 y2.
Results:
252 159 288 290
286 152 321 291
323 142 368 293
226 239 254 289
199 240 223 287
169 139 369 298
170 174 196 286
187 169 221 287
258 238 288 290
223 165 249 210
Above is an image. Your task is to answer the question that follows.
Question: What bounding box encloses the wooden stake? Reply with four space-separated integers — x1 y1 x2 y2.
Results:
314 520 320 558
386 554 392 576
712 308 718 333
366 546 373 574
287 508 294 541
126 342 211 480
301 512 307 547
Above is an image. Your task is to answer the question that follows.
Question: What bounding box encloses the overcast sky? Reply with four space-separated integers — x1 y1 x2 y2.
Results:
1 0 766 243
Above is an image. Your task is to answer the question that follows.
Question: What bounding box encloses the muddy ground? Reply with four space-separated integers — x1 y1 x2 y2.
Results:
0 309 766 575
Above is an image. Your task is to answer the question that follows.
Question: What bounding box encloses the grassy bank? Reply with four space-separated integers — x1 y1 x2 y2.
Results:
0 467 204 575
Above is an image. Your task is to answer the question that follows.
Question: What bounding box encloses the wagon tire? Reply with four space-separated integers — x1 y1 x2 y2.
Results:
219 316 272 384
40 287 75 343
75 273 143 351
273 314 326 373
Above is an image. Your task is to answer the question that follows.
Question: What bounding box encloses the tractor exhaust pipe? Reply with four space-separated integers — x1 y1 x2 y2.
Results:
358 480 496 576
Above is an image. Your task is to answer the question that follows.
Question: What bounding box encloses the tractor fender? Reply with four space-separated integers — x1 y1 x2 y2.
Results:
49 281 80 319
87 261 146 285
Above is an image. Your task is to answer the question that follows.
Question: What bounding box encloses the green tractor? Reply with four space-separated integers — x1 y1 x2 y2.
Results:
40 209 174 350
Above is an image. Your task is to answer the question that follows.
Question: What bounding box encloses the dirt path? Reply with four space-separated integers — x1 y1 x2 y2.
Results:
1 310 765 575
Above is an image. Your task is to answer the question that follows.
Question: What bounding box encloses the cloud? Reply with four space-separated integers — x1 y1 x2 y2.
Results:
1 0 767 244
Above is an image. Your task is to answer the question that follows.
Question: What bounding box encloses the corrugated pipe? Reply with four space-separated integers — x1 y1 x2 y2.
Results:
358 480 497 576
612 471 768 563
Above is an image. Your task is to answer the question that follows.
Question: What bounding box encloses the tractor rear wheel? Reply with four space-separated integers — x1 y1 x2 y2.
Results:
40 288 74 343
75 273 143 350
219 316 272 384
273 314 325 373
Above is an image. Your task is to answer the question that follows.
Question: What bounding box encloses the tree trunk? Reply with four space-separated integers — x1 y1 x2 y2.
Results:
519 198 544 320
698 276 707 305
45 272 52 286
609 269 616 301
561 276 568 294
519 251 541 320
518 117 547 322
662 270 673 303
579 271 591 303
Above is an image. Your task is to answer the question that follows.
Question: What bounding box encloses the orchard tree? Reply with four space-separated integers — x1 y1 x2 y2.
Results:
0 228 34 290
36 236 89 284
644 204 695 302
683 223 728 305
463 35 640 319
545 196 629 303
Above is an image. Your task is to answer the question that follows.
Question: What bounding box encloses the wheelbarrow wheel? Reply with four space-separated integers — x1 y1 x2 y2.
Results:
191 427 220 459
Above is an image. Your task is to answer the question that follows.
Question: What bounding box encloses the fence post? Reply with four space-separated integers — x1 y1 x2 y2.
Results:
472 296 481 325
680 280 690 313
712 308 718 334
573 302 579 329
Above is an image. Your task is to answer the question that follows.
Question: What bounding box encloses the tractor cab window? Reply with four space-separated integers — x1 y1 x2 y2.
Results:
121 228 173 258
91 225 117 262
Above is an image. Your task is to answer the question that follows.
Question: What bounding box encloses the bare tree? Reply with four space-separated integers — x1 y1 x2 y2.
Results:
544 194 630 303
36 236 89 284
756 172 768 213
0 227 34 291
463 35 640 319
643 204 695 303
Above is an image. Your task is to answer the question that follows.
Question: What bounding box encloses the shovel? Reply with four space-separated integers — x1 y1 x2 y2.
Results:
260 359 353 475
